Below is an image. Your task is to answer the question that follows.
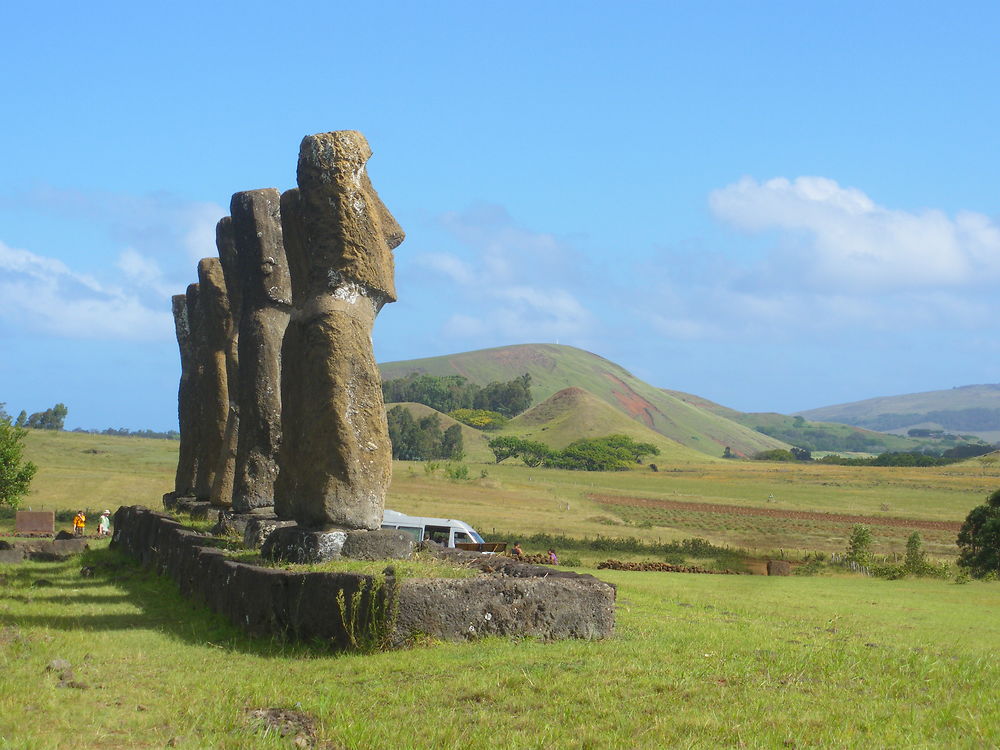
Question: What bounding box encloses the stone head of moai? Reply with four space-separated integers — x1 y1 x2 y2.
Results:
274 130 405 532
291 130 404 304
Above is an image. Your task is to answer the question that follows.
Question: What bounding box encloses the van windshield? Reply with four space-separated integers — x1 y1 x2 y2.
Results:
469 530 485 543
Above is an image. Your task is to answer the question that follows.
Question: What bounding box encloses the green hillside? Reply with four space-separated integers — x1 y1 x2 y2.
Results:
798 383 1000 442
384 402 494 463
379 344 789 458
503 386 707 463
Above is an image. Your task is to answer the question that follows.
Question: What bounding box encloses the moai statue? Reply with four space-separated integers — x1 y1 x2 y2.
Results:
272 131 404 538
171 288 199 498
209 218 241 507
192 257 233 502
229 188 291 513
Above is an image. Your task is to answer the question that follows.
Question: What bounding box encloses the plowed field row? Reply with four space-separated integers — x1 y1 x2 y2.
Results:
589 494 962 531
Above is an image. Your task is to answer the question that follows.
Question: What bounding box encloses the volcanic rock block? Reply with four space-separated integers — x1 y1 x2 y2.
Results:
274 132 405 530
210 218 241 508
340 529 415 561
230 188 291 512
243 516 296 550
192 258 232 502
173 289 199 496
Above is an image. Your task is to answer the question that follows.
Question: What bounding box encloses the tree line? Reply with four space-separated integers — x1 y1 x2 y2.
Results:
382 373 532 418
386 406 464 460
488 434 660 471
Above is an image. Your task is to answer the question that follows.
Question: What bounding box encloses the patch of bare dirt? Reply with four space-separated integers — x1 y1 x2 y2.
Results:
590 493 962 531
244 707 340 749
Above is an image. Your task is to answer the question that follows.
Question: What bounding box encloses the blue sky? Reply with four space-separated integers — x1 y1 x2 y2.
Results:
3 1 1000 430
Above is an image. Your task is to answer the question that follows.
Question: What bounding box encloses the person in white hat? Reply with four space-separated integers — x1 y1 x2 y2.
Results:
97 510 111 538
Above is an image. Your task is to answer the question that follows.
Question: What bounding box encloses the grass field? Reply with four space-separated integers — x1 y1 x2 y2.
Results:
1 547 998 749
12 429 999 561
3 430 999 747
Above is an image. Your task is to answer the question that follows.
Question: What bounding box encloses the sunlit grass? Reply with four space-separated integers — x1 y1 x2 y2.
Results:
1 549 997 748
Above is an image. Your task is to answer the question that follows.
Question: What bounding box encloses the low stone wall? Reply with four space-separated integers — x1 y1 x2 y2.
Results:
111 506 615 648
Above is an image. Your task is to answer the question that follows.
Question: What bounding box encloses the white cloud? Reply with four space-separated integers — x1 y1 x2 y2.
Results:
415 205 596 342
0 240 172 340
709 176 1000 291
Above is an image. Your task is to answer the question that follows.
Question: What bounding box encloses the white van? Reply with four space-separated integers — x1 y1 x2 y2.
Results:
382 508 498 550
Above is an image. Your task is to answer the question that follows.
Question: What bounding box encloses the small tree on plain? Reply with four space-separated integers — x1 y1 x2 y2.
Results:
904 531 926 574
846 524 873 565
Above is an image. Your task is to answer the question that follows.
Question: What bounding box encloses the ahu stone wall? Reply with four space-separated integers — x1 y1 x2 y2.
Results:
110 506 616 648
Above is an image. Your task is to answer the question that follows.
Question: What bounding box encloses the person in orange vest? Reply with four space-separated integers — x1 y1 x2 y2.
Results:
73 510 86 537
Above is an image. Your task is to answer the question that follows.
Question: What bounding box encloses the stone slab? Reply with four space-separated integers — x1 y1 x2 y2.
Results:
15 511 55 535
0 548 26 564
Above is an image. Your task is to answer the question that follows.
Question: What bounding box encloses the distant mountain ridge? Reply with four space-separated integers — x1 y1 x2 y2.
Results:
798 384 1000 441
379 344 789 458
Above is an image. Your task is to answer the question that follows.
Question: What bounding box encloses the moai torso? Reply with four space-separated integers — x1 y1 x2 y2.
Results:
192 257 232 501
209 219 240 507
230 188 292 512
172 289 198 496
274 131 404 529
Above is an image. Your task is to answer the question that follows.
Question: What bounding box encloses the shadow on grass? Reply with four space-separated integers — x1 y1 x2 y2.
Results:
0 548 349 660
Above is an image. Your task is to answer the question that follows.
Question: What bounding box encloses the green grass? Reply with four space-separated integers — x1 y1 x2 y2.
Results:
1 548 998 748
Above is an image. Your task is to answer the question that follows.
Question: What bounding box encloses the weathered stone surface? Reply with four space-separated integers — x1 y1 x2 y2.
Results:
261 525 348 563
192 258 232 502
230 189 291 512
210 218 240 508
275 132 404 530
243 516 295 549
173 289 199 496
767 560 792 576
393 575 616 646
341 529 415 561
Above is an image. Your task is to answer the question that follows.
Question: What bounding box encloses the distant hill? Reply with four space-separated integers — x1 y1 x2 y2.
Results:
379 344 789 458
504 387 707 462
798 384 1000 442
666 388 989 453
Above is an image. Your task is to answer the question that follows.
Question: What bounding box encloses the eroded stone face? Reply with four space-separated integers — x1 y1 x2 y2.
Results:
210 219 239 507
274 131 404 530
230 188 291 512
173 290 198 496
193 257 232 502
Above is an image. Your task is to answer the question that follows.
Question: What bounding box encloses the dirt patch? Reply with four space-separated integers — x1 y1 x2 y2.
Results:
245 707 338 749
590 494 962 531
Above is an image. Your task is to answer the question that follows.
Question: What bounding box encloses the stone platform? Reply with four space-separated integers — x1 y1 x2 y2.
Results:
112 505 615 648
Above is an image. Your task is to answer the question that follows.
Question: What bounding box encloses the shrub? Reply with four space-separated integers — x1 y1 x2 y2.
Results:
846 524 873 565
449 409 508 431
956 488 1000 578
